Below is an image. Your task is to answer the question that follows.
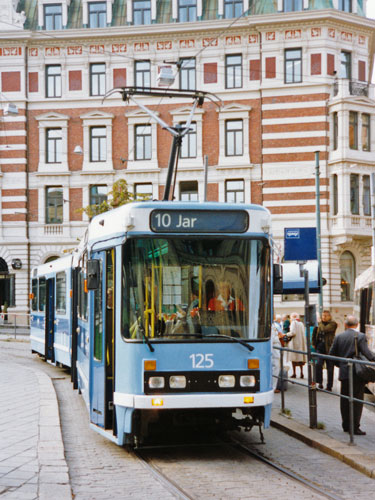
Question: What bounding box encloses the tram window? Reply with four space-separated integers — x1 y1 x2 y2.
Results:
31 279 38 311
122 238 271 341
39 277 46 312
94 261 103 361
56 272 66 314
78 271 88 320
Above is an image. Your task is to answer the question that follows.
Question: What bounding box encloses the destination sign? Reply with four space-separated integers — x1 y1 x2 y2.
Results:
150 210 249 233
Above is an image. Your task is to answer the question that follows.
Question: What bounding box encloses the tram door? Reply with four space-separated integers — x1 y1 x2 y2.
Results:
90 250 115 430
45 278 55 362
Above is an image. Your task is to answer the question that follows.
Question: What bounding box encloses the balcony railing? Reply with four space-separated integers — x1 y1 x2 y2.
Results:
333 79 369 97
44 224 63 235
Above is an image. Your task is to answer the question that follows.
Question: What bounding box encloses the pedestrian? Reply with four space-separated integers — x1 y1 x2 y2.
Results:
285 312 307 378
329 315 375 435
271 315 283 392
312 310 337 391
282 314 290 334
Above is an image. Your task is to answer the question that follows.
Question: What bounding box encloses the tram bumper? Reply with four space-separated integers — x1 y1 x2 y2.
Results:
114 390 273 410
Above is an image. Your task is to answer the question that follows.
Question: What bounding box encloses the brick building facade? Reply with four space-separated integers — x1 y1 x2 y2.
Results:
0 0 374 327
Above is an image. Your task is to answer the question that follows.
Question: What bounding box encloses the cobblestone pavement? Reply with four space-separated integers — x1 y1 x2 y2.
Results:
1 340 375 500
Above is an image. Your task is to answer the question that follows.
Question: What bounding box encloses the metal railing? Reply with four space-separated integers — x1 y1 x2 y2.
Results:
275 345 375 445
0 313 31 339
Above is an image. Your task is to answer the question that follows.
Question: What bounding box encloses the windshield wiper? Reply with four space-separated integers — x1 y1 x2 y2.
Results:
139 326 155 353
187 333 254 352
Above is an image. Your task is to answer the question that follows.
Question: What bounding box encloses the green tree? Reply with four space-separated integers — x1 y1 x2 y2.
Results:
79 179 135 218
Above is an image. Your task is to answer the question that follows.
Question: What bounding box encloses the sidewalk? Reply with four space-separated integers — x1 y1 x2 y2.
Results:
271 369 375 478
0 358 72 499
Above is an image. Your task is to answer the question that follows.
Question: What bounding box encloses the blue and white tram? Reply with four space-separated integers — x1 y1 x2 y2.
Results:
81 201 278 445
30 255 74 367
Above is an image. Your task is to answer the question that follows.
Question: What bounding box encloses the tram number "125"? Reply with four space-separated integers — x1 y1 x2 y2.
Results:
189 353 214 368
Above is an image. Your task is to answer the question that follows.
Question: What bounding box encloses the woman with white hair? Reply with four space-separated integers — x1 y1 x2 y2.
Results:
286 312 307 378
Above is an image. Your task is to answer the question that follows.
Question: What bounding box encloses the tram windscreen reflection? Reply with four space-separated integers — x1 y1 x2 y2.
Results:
122 238 270 340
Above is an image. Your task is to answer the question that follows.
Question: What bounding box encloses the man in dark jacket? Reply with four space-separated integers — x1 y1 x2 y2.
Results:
329 316 375 435
312 310 337 391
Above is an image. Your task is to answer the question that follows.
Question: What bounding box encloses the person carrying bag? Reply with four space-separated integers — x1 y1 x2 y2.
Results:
354 332 375 383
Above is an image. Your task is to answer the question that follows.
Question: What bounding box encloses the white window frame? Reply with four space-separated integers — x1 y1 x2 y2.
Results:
216 103 251 167
80 110 114 172
82 0 114 26
35 112 69 173
171 106 205 168
125 109 159 170
38 0 71 29
127 0 157 23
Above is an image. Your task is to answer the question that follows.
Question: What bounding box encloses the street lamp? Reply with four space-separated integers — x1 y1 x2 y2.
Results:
315 151 323 317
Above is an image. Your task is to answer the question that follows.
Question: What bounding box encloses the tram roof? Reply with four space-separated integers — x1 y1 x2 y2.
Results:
32 254 74 278
355 265 375 291
86 201 271 246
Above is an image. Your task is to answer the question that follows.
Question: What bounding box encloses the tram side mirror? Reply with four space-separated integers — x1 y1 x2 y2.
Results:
87 259 100 290
273 264 283 294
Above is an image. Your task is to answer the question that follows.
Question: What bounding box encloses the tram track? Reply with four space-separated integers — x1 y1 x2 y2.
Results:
132 436 345 500
132 448 195 500
229 437 344 500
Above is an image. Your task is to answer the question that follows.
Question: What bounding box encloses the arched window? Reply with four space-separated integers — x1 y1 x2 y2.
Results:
340 251 355 301
45 256 59 264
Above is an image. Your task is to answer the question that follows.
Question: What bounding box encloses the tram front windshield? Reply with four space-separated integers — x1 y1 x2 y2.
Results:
122 238 270 341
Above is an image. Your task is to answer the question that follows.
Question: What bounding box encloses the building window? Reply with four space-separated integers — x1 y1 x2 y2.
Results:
135 60 151 88
88 2 106 28
340 51 351 79
46 187 63 224
225 120 243 156
179 0 197 21
333 112 338 150
349 111 358 150
362 113 371 151
133 0 151 25
90 185 108 207
179 58 196 90
180 181 198 201
90 127 106 162
340 251 355 302
225 179 244 203
339 0 352 12
46 128 62 163
363 175 371 216
90 63 106 96
180 122 197 158
135 124 151 160
285 49 302 83
224 0 243 19
46 65 61 98
44 4 62 30
225 54 242 89
283 0 303 11
332 174 338 215
350 173 359 215
135 183 153 200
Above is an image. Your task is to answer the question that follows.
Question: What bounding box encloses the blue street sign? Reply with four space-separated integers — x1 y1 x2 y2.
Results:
284 227 317 261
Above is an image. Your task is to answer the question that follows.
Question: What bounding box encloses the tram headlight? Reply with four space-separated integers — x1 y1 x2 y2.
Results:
148 376 165 389
218 375 235 388
169 375 186 389
240 375 256 387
